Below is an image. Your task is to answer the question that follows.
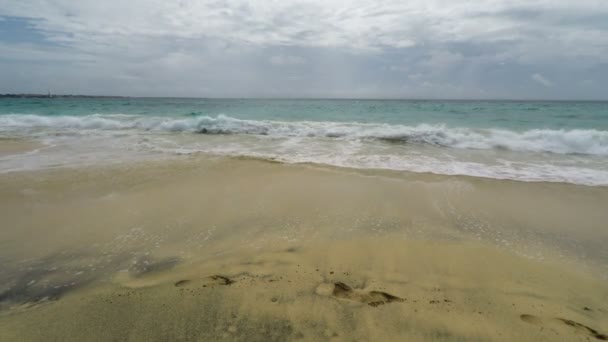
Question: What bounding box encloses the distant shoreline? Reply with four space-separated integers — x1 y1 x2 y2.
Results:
1 94 607 102
0 94 128 99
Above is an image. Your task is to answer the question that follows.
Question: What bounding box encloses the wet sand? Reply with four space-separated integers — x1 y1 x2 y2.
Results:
0 138 41 156
0 156 607 341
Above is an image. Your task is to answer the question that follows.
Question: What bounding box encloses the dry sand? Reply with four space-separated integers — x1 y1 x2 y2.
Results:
0 156 607 341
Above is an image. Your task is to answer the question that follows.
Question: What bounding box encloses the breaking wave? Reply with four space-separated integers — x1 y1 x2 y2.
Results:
2 113 608 156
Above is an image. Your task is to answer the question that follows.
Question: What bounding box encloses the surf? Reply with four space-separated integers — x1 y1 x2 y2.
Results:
2 113 608 156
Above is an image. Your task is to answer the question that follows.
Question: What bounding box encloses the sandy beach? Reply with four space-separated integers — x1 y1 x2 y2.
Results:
3 0 608 339
0 155 607 341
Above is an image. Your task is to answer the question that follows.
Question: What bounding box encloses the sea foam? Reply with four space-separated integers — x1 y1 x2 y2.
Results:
2 114 608 156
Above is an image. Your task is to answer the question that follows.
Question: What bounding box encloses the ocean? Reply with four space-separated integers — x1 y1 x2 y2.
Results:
1 97 607 185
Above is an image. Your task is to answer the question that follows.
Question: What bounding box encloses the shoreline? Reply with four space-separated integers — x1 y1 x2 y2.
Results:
0 138 43 157
2 141 607 189
1 155 607 340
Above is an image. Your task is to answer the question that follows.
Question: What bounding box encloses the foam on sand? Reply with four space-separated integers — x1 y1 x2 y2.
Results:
2 114 608 186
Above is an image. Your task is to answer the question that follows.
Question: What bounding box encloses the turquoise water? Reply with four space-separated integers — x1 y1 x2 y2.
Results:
2 98 608 130
1 98 608 185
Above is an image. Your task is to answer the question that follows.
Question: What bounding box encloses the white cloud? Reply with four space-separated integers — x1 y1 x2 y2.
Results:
1 0 607 54
531 73 554 87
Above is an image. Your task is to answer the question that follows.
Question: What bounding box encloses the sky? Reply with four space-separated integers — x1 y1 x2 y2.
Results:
0 0 607 99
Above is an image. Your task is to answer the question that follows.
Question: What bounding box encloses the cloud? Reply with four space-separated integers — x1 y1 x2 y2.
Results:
2 1 607 54
0 1 607 98
531 73 554 87
269 54 306 66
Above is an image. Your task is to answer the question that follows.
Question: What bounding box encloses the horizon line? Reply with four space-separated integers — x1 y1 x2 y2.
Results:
2 93 608 102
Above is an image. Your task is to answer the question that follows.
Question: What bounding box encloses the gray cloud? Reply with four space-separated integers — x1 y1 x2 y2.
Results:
269 54 307 66
0 0 607 99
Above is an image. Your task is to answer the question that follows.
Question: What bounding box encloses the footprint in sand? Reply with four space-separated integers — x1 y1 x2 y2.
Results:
174 275 235 288
316 281 404 307
174 279 191 287
520 314 607 340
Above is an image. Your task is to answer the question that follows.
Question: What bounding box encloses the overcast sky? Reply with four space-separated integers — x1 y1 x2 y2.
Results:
1 0 607 99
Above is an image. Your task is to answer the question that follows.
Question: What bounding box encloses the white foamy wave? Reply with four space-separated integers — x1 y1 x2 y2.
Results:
2 114 608 156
